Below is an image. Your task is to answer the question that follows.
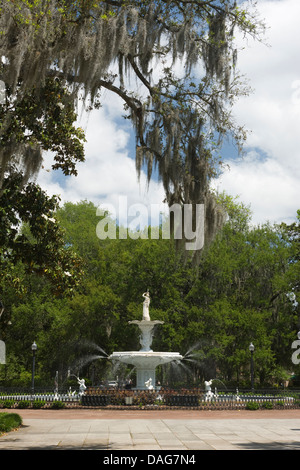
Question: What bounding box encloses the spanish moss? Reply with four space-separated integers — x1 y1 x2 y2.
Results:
0 0 264 252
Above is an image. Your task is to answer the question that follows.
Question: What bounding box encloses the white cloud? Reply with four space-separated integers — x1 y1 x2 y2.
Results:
37 94 167 225
213 151 299 225
213 0 300 225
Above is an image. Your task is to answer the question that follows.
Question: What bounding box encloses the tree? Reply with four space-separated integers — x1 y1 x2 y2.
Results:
0 74 86 297
0 167 84 299
0 76 86 183
54 199 297 385
280 210 300 303
1 199 297 387
185 203 299 384
0 0 265 246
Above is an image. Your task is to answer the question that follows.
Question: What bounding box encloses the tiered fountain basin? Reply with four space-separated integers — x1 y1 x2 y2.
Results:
109 350 183 390
108 318 183 390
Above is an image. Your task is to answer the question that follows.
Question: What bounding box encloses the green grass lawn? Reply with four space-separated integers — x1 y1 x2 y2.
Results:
0 412 23 434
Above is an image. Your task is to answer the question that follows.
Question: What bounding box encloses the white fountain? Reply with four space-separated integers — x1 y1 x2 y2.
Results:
109 291 183 390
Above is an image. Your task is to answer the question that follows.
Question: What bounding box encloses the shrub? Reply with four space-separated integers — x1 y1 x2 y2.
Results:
246 401 260 410
262 401 273 409
17 400 31 409
0 399 15 409
32 400 46 409
0 412 22 433
49 401 65 409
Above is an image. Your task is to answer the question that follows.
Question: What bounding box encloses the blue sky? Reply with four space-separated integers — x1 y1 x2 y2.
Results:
211 0 300 225
37 0 300 227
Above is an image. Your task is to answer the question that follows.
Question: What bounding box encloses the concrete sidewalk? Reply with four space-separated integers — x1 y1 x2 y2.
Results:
0 409 300 450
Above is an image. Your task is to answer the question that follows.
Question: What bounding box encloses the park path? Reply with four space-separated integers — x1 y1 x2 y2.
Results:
0 408 300 450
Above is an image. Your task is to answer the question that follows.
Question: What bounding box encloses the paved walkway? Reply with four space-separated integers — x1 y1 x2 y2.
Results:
0 409 300 451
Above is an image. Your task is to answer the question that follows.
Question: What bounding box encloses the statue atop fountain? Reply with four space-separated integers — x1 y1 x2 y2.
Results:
142 291 151 321
129 290 163 352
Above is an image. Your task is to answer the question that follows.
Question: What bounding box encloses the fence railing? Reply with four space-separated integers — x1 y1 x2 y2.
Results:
0 387 299 409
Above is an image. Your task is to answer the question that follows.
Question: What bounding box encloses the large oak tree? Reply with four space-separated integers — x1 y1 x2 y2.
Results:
0 1 264 241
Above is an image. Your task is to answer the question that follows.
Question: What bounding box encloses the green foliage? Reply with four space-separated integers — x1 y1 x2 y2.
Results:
215 191 252 232
261 401 274 409
1 199 299 389
280 210 300 302
0 400 15 409
32 400 46 409
0 168 84 298
246 401 260 410
16 400 31 409
185 204 299 382
0 77 86 179
0 412 22 433
49 401 65 409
